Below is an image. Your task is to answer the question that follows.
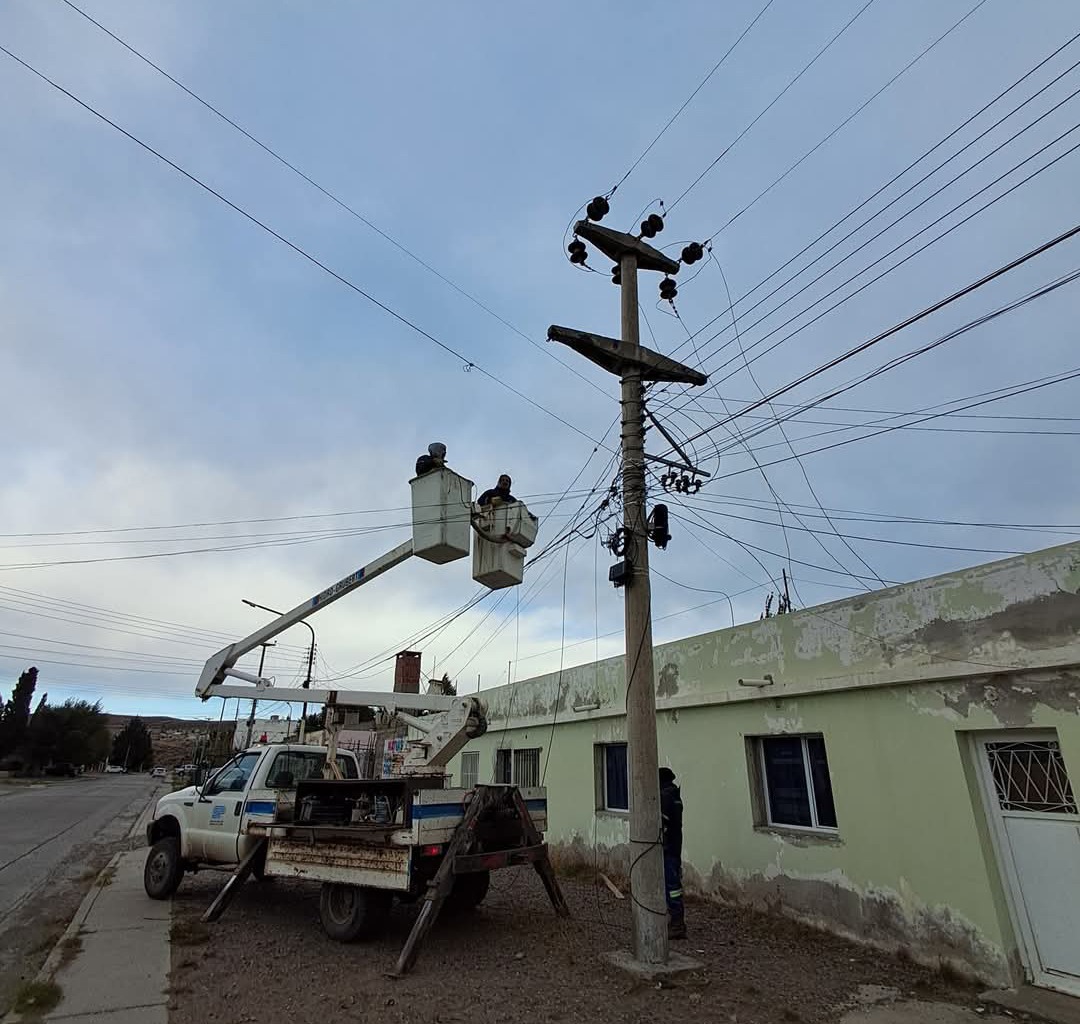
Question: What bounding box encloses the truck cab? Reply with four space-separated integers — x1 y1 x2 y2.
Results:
144 743 361 898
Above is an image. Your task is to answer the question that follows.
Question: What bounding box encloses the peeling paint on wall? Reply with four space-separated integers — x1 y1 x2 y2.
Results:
657 662 679 698
936 671 1080 727
696 862 1012 987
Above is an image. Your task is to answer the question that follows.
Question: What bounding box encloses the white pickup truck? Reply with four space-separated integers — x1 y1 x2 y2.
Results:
143 743 362 896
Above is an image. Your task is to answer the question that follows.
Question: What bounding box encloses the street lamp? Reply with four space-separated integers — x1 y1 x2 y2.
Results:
242 598 317 741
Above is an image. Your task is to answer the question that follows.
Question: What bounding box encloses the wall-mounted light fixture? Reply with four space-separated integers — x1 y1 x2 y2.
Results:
738 674 775 688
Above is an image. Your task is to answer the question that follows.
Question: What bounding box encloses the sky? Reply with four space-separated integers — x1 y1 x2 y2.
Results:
1 0 1079 721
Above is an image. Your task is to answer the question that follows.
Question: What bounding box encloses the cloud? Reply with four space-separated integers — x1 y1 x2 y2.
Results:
3 0 1080 720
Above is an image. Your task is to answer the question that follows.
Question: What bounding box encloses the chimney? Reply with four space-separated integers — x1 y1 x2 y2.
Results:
393 651 422 693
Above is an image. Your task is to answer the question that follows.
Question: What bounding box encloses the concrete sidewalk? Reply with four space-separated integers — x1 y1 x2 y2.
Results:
5 850 170 1024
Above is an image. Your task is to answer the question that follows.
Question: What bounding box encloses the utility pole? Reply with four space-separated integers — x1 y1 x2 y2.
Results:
243 641 276 748
243 598 316 741
550 219 706 972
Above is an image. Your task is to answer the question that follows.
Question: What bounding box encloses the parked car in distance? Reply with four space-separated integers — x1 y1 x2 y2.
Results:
104 764 126 774
151 767 167 778
45 762 77 777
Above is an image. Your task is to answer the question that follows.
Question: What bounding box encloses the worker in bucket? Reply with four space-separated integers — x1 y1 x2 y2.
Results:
414 441 447 477
660 766 686 939
477 473 516 507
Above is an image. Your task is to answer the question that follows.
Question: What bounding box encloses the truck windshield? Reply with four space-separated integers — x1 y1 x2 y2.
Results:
204 753 261 795
266 750 359 787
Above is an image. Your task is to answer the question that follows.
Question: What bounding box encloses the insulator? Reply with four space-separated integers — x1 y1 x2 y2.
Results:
659 277 677 301
568 239 587 265
640 219 656 239
586 196 610 222
681 242 704 265
647 213 664 235
611 264 621 286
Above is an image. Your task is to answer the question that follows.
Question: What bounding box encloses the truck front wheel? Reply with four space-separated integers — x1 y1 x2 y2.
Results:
319 883 391 941
144 838 183 900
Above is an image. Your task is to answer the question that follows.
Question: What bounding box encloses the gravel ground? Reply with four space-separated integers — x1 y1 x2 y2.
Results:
166 866 985 1024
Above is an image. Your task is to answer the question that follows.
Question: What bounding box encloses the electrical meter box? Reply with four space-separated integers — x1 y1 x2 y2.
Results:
410 468 474 564
472 501 539 589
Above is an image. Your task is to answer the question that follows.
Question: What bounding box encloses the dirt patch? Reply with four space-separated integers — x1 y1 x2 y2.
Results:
12 978 62 1017
171 918 210 947
168 870 977 1024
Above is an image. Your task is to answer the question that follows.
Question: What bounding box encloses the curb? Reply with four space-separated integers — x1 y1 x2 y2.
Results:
3 852 123 1024
128 786 162 842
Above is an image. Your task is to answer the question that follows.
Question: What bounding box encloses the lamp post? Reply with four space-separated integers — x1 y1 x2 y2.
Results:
242 598 316 741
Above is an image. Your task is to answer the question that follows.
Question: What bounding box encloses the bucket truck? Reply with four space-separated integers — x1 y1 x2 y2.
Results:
142 462 566 974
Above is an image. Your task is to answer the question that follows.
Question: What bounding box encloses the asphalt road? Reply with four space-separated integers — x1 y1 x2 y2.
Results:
0 774 157 923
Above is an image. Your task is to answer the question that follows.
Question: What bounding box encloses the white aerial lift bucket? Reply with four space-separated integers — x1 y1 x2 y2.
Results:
410 468 474 564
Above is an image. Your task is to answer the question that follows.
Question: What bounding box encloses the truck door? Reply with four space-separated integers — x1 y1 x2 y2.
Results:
190 752 262 863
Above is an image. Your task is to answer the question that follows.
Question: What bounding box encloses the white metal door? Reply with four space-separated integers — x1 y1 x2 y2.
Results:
977 734 1080 995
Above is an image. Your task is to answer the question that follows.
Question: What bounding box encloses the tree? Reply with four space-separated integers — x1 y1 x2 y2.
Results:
0 666 38 757
25 699 109 769
111 717 154 771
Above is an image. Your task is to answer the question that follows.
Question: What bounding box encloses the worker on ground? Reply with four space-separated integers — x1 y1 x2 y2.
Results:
415 441 447 477
477 473 516 507
660 766 686 939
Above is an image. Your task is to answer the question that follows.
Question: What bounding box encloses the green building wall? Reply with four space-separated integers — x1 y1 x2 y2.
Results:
446 542 1080 986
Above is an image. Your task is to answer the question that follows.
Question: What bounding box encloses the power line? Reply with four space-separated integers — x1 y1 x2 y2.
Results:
668 0 878 212
661 29 1080 367
664 504 899 585
0 43 610 450
0 584 305 651
680 505 1030 556
607 0 778 193
56 0 611 403
698 265 1080 462
708 365 1080 482
665 221 1080 453
686 394 1080 423
687 492 1080 535
0 488 595 540
321 435 620 683
689 92 1080 388
699 267 1080 463
714 0 990 237
706 253 886 586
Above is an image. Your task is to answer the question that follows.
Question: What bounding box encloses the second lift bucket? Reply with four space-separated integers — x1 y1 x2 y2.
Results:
411 468 474 563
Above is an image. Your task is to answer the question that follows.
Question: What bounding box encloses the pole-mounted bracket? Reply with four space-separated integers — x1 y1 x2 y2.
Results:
574 220 680 275
547 325 707 386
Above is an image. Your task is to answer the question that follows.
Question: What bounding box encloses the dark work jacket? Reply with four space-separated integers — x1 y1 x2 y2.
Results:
660 779 683 856
477 487 516 506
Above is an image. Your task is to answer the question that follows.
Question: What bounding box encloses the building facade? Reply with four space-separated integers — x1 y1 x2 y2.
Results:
446 542 1080 994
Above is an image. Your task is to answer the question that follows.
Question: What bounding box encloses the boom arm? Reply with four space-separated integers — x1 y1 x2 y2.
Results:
194 535 487 774
196 539 415 700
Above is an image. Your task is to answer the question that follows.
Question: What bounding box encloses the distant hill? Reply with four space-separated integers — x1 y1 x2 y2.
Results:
103 714 211 736
104 714 234 770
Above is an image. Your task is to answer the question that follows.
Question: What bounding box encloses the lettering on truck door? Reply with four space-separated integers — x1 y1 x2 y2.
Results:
194 752 262 863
